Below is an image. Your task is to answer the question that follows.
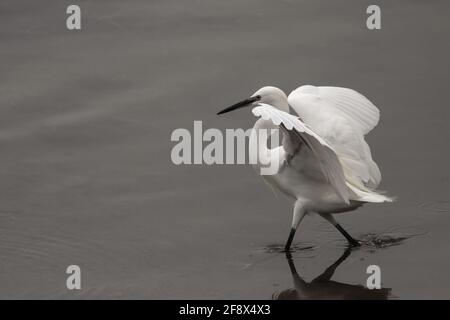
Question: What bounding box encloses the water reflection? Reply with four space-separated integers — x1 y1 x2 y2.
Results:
273 248 392 300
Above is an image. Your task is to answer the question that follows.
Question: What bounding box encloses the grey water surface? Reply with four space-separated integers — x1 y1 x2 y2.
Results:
0 0 449 299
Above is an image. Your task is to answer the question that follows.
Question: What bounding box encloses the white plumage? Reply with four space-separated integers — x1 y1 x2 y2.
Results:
218 85 393 250
288 86 382 190
252 104 350 203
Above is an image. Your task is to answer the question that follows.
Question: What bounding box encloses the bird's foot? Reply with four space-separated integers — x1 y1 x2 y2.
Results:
348 239 361 247
283 246 292 253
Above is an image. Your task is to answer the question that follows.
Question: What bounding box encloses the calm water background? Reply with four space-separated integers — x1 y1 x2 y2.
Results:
0 0 449 299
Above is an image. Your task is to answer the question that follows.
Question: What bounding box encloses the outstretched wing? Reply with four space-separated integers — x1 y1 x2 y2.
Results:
288 85 382 189
252 103 350 203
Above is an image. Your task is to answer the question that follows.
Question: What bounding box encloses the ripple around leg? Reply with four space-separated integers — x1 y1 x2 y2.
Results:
243 242 318 269
357 226 427 251
258 242 318 255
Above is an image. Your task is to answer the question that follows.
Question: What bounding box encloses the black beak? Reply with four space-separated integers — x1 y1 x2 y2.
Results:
217 95 261 115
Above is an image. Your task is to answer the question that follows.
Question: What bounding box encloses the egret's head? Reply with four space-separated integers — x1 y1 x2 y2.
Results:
217 86 289 115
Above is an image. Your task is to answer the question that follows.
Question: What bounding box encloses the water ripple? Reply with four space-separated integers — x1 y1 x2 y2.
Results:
419 200 450 214
358 226 426 252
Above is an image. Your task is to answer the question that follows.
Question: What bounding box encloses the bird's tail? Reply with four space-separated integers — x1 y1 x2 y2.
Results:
347 182 395 203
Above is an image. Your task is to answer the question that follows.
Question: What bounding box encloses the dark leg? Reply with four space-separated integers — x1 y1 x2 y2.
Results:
335 224 360 247
284 228 296 252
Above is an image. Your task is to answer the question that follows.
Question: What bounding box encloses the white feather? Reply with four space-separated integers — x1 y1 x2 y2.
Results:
288 85 382 189
252 104 350 203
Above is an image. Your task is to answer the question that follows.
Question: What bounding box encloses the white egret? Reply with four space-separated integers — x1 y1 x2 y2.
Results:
217 86 393 251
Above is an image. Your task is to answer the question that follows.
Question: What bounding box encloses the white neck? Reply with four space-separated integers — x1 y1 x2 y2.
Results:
249 118 278 167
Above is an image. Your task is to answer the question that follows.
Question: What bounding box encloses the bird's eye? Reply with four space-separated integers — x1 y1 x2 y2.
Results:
256 95 261 100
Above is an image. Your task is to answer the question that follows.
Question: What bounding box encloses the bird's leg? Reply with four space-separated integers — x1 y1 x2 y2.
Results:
319 213 360 247
285 229 296 252
284 201 306 252
335 224 360 247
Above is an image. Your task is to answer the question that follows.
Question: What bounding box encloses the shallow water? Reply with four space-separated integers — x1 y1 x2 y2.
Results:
1 0 450 299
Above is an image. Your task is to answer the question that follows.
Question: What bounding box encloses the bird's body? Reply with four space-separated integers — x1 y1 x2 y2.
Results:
262 153 353 213
218 85 393 250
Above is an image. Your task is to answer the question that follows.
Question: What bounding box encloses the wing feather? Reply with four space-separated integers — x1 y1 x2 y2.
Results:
252 104 350 203
288 85 382 189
